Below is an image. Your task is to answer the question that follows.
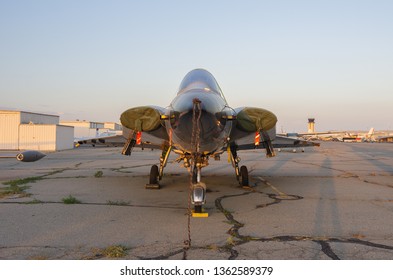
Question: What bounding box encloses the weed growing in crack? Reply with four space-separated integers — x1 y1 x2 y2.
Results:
226 236 236 246
107 200 130 206
62 195 81 204
206 244 219 251
94 171 103 178
24 198 43 204
102 245 128 258
2 177 42 186
0 169 69 199
0 184 31 198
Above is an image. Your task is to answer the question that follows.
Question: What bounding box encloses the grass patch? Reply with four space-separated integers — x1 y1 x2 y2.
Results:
1 177 37 198
62 195 81 204
102 245 128 258
106 200 130 206
2 176 43 186
94 171 103 178
0 185 31 198
206 244 219 251
226 236 236 246
0 170 67 199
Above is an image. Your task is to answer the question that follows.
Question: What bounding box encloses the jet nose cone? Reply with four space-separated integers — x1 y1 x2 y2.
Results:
168 89 229 153
171 92 221 117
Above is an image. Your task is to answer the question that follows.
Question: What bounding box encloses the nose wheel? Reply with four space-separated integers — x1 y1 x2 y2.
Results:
191 164 207 215
194 205 202 213
191 182 207 215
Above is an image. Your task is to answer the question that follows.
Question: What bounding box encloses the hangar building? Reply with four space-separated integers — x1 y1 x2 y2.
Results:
60 120 122 140
0 110 74 151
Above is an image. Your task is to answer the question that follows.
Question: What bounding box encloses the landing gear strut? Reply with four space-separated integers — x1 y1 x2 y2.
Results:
191 162 206 215
192 165 201 184
229 144 249 187
159 145 172 180
146 145 172 189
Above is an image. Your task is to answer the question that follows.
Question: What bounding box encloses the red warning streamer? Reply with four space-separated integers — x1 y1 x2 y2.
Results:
255 132 260 146
136 131 142 145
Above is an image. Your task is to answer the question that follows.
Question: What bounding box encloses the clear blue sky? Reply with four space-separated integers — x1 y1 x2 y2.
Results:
1 0 392 132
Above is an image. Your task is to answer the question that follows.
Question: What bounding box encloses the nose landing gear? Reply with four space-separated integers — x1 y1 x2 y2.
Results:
190 164 208 217
191 182 206 214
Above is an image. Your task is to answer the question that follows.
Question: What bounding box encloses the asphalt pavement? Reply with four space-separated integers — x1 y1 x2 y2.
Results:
1 142 393 259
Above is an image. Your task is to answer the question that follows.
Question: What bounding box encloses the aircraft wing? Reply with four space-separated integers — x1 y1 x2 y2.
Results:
120 105 169 151
273 136 320 147
76 134 126 147
229 107 276 150
229 107 319 151
75 133 167 150
234 135 319 150
77 106 169 150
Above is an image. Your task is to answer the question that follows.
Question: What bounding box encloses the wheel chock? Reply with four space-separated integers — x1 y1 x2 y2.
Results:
242 186 253 191
191 210 209 218
145 184 160 189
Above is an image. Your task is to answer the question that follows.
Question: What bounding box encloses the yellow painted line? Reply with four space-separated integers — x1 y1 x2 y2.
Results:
257 176 290 198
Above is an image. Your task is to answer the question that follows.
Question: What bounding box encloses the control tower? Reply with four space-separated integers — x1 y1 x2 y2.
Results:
308 118 315 133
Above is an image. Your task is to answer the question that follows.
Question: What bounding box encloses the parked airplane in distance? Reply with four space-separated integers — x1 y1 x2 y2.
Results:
281 127 377 142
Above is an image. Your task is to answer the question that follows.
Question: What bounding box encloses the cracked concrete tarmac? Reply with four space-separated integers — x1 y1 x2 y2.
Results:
0 142 393 259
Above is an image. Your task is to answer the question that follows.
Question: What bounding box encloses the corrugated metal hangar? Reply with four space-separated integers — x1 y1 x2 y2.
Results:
0 110 74 151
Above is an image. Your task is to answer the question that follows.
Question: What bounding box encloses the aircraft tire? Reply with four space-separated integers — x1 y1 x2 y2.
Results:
194 205 202 213
240 165 249 186
149 165 159 184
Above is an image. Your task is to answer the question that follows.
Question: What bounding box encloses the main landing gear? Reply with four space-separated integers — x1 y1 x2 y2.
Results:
149 164 159 185
229 145 249 187
145 145 172 189
227 131 276 188
239 165 249 187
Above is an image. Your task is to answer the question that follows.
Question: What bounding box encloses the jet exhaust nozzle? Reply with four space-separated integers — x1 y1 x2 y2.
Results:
16 151 46 162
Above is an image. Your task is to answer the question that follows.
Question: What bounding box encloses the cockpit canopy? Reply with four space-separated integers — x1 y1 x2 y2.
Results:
178 69 224 98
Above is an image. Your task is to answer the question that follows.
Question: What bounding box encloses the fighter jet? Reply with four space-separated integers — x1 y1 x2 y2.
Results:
119 69 314 213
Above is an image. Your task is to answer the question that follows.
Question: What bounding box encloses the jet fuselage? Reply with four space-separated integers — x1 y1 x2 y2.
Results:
165 69 233 154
